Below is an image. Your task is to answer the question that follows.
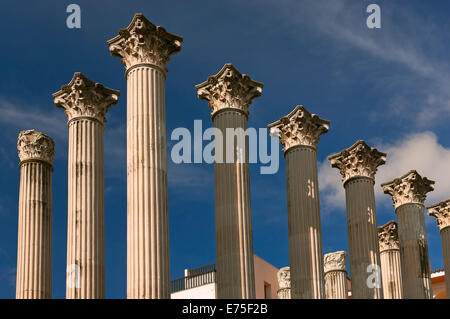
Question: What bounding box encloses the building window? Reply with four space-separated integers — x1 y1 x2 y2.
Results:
264 282 271 299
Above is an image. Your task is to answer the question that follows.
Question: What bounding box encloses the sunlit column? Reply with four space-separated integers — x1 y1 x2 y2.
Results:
195 63 263 298
427 199 450 299
329 141 386 299
324 251 348 299
53 72 119 299
108 13 183 299
381 170 434 299
378 221 403 299
16 130 55 299
268 105 329 299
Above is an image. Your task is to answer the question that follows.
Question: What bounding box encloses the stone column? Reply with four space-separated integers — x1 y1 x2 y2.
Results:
268 106 329 299
195 64 263 299
277 267 291 299
381 170 434 299
16 130 55 299
427 199 450 299
378 221 403 299
329 141 386 299
53 73 119 299
324 251 348 299
108 13 182 299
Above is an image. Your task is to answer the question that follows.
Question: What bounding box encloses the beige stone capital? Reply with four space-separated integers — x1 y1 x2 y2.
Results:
427 199 450 231
53 72 120 124
277 266 291 289
267 105 329 151
195 63 263 117
328 140 386 183
17 130 55 165
324 251 347 273
107 13 183 70
381 170 434 209
378 221 400 251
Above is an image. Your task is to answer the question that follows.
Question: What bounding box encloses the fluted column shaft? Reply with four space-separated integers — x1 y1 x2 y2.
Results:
379 249 403 299
285 146 324 298
324 271 348 299
213 109 255 299
441 228 450 297
126 65 170 298
396 203 432 299
16 161 53 299
344 177 382 299
66 118 105 299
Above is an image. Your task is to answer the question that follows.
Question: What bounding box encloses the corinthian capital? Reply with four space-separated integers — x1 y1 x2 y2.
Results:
107 13 183 70
378 221 400 251
276 267 291 289
328 140 386 183
381 170 434 209
324 251 347 273
17 130 55 165
53 72 120 123
267 105 329 151
427 199 450 231
195 63 263 117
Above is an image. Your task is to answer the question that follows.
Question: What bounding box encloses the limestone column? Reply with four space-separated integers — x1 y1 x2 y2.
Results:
16 130 54 299
324 251 348 299
428 199 450 299
268 106 329 299
329 141 386 299
381 170 434 299
108 13 182 299
195 63 263 299
378 221 403 299
277 267 291 299
53 73 119 299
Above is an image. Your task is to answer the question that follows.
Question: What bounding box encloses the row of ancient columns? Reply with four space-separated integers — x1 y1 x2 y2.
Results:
269 106 449 299
14 12 450 299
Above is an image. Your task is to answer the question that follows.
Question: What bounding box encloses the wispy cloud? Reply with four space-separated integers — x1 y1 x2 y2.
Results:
319 131 450 212
268 0 450 126
0 97 67 141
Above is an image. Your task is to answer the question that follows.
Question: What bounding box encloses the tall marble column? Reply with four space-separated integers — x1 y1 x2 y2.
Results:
16 130 55 299
427 199 450 299
277 267 291 299
324 251 348 299
329 141 386 299
195 63 263 299
268 105 329 299
108 13 183 299
378 221 403 299
53 73 119 299
381 170 434 299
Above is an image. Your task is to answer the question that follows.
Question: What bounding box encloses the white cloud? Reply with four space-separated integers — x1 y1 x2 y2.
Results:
319 131 450 212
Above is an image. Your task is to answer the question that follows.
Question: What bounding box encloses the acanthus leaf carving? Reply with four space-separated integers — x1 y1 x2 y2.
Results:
268 105 329 151
17 130 55 165
53 72 120 123
195 63 263 117
328 140 386 183
277 266 291 289
381 170 434 209
427 199 450 231
378 220 400 251
107 13 183 70
324 251 347 273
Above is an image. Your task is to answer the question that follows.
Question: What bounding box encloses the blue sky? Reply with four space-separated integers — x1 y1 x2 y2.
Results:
0 0 449 298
